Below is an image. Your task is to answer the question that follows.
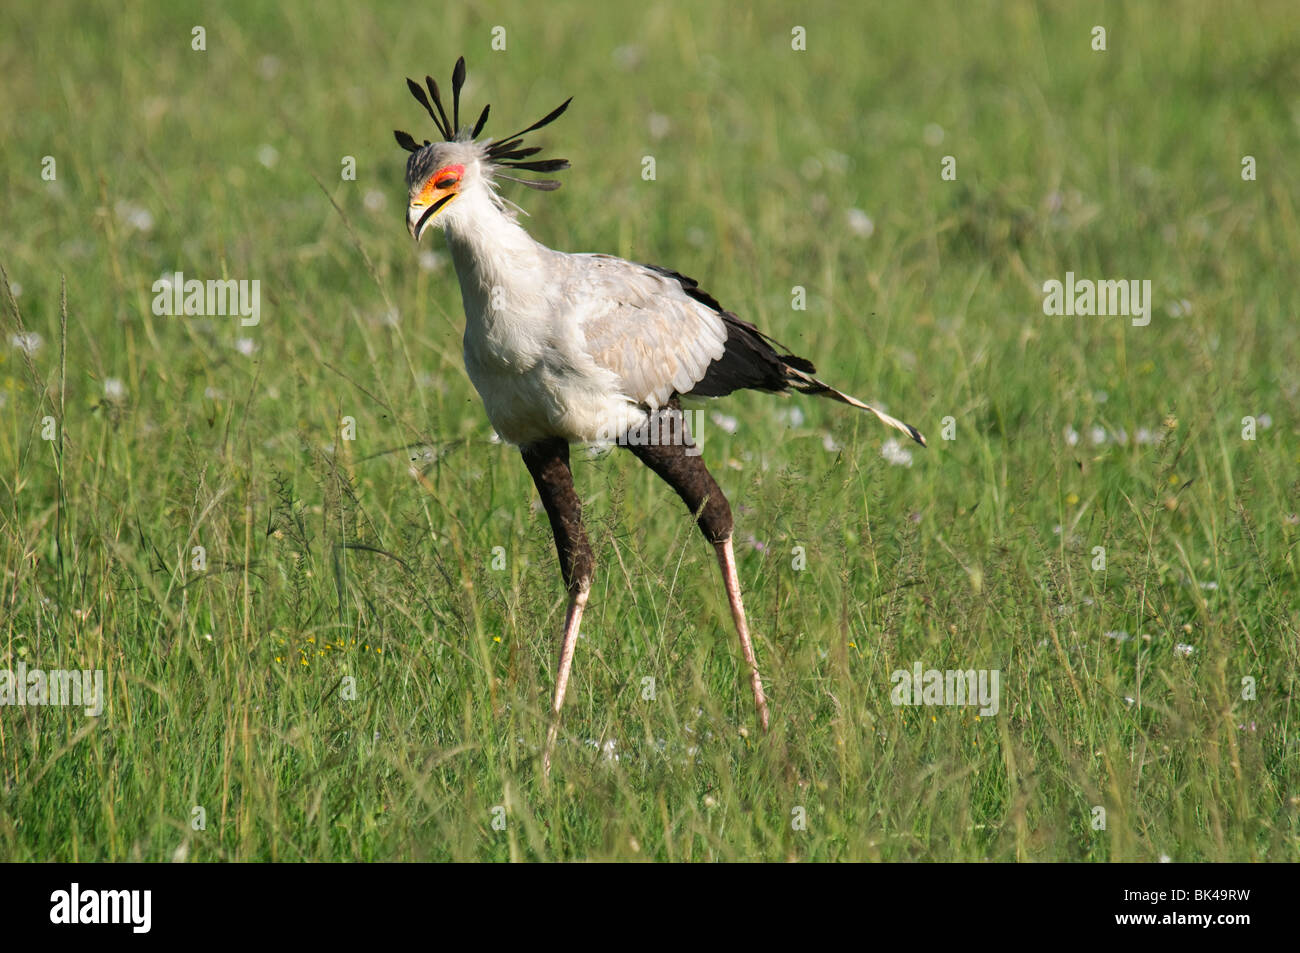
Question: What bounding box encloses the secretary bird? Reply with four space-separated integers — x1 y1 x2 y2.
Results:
395 58 925 773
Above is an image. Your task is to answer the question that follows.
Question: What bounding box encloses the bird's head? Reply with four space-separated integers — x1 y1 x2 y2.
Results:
396 57 572 242
403 141 487 239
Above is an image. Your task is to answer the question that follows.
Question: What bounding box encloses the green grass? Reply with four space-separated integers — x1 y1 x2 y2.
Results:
1 0 1297 861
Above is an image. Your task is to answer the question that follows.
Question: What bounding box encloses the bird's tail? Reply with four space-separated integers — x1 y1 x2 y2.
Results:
785 367 927 447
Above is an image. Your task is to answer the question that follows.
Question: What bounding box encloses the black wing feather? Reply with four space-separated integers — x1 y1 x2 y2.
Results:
640 264 817 397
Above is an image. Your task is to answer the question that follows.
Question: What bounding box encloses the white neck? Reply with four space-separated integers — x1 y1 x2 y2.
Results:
443 185 551 325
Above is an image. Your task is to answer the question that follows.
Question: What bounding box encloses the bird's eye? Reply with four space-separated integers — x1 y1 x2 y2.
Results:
435 175 459 190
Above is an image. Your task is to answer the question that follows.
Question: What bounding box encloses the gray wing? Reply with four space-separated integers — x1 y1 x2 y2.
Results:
566 254 727 409
558 253 928 446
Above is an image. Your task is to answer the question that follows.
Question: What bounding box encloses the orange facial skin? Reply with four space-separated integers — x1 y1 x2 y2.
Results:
417 163 465 205
410 163 466 239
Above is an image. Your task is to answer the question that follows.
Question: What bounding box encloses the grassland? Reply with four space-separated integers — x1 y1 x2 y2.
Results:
1 0 1297 861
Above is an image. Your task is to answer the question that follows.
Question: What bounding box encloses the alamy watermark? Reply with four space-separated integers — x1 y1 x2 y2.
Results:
594 407 704 456
152 271 260 326
1042 272 1151 327
890 661 1000 716
0 664 104 716
50 883 150 933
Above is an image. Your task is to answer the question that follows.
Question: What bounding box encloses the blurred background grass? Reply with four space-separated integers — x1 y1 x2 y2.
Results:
0 0 1297 860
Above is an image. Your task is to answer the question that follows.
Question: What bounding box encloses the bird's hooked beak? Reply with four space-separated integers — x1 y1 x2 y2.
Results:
407 192 454 241
407 164 465 241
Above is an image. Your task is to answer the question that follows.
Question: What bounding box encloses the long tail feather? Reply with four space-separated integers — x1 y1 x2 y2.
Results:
787 369 926 447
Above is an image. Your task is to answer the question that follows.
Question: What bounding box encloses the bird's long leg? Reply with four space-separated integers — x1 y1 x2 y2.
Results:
625 404 770 731
521 438 594 776
714 534 769 731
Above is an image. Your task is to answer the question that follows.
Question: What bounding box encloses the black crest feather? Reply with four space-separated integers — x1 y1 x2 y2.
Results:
398 57 572 188
491 146 543 161
497 158 570 173
471 104 490 138
488 98 573 153
406 78 447 139
424 76 453 138
451 56 466 133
